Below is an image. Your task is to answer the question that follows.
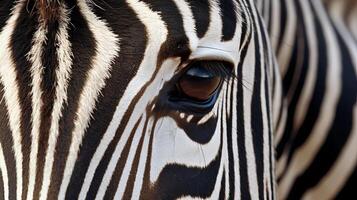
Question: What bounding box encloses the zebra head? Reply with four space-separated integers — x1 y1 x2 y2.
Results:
0 0 279 199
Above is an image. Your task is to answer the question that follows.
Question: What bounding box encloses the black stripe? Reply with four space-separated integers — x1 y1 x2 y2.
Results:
141 125 222 199
141 0 189 50
67 1 147 198
9 1 39 198
0 0 13 32
336 167 357 199
286 13 357 198
0 82 7 200
271 55 277 103
236 2 252 198
227 79 235 199
219 0 237 41
247 1 265 199
47 2 96 197
186 0 210 38
276 0 310 160
219 93 226 199
280 29 299 95
267 0 273 38
219 171 226 199
0 170 3 200
250 30 265 200
33 11 61 200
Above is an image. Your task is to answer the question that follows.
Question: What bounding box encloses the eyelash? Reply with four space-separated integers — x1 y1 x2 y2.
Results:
187 60 235 81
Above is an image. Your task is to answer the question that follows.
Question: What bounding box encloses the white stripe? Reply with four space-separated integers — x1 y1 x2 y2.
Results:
209 98 225 200
269 0 281 51
227 8 243 196
278 0 297 77
327 0 357 71
272 59 283 132
201 0 223 43
243 37 259 200
231 72 241 199
26 20 47 200
0 2 25 200
57 1 119 198
263 0 270 26
0 143 9 200
78 0 167 199
255 0 263 15
39 4 72 200
260 39 272 200
221 83 231 198
171 0 198 50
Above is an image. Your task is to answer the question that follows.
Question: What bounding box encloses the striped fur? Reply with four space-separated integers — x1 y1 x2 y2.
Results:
1 0 355 199
257 0 357 199
0 0 278 199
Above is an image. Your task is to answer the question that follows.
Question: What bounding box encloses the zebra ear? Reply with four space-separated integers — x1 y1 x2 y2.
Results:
37 0 61 22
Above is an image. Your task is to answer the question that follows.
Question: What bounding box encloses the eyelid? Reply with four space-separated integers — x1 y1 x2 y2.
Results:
189 46 236 66
182 60 234 80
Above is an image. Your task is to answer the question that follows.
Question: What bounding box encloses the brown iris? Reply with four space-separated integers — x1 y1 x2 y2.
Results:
178 62 222 101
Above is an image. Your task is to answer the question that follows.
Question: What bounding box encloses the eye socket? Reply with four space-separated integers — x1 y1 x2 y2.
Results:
177 61 230 102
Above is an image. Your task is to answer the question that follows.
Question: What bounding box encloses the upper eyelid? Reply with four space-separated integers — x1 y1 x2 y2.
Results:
189 46 236 65
182 60 235 78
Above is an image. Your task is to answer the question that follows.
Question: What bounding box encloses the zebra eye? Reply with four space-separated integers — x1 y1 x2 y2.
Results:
177 61 223 101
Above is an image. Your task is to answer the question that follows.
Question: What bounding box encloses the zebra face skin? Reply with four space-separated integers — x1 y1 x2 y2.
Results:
0 0 278 199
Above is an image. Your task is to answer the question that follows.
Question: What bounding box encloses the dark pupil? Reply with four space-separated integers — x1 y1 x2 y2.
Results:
179 63 221 101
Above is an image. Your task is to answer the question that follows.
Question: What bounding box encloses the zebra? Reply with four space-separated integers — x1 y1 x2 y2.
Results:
0 0 281 199
0 0 355 200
